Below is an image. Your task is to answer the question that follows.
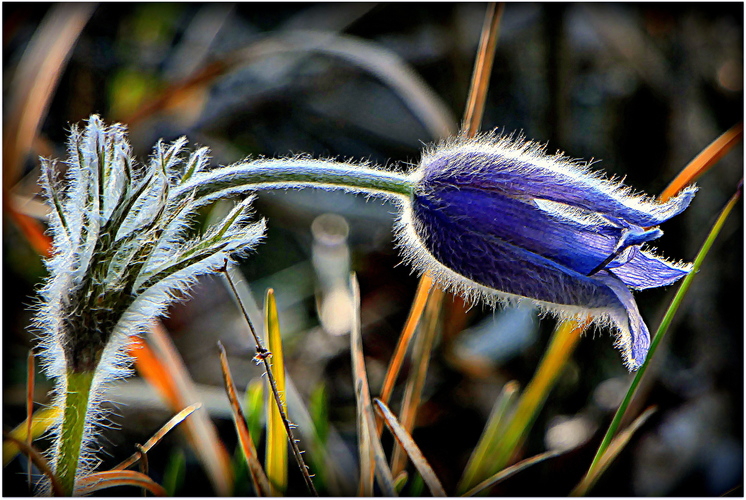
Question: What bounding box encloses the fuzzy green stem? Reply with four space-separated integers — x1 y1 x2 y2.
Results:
174 159 415 203
57 370 95 496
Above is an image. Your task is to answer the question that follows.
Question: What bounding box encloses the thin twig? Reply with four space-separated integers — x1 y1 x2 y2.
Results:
220 260 318 496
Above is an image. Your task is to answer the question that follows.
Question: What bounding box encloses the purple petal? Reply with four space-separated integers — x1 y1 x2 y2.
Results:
594 271 651 369
608 247 691 290
417 187 627 276
422 149 696 227
412 192 622 309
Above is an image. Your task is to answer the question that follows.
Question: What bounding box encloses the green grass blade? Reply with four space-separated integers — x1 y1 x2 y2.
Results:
457 380 520 493
580 183 742 494
245 378 266 452
162 448 186 496
264 289 288 495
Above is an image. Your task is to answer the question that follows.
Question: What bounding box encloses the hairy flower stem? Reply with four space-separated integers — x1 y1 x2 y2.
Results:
57 370 96 495
174 159 415 202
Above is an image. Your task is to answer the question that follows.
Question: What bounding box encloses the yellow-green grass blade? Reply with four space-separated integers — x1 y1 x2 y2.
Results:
3 406 60 466
462 449 563 497
264 289 288 495
3 431 63 496
457 380 520 493
484 318 589 478
580 184 742 494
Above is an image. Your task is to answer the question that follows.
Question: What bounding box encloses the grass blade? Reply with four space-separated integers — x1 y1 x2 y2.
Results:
373 398 446 497
483 318 589 476
162 448 186 496
217 341 272 497
143 323 234 495
264 289 288 495
462 449 563 497
2 406 60 466
245 378 266 449
2 432 63 496
571 406 657 496
581 183 742 492
660 123 743 202
390 286 442 476
113 403 202 471
462 2 505 137
377 274 433 432
76 470 167 496
350 274 397 497
26 350 35 488
457 380 520 493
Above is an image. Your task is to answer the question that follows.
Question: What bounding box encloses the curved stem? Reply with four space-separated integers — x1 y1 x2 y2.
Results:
56 370 95 495
173 159 415 203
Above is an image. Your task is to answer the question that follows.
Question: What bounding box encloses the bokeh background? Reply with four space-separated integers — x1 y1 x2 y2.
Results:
3 3 743 496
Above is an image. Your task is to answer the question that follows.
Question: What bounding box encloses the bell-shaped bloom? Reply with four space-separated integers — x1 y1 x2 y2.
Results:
396 134 696 370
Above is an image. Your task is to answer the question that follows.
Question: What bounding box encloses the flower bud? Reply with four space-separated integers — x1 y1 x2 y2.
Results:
397 134 696 370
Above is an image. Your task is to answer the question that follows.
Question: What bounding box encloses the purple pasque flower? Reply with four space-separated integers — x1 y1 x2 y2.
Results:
396 134 696 370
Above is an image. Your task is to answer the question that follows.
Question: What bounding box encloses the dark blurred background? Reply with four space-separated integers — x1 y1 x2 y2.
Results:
3 3 743 496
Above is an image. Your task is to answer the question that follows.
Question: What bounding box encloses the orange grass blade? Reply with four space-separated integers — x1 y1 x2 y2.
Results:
462 2 505 137
390 287 443 476
3 406 61 466
113 403 202 471
660 123 743 202
350 275 397 497
373 398 446 497
217 341 272 497
264 289 288 495
378 274 432 419
462 449 563 497
571 406 657 496
76 470 167 497
3 3 94 192
4 203 52 257
129 335 180 412
2 432 63 496
146 322 234 495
